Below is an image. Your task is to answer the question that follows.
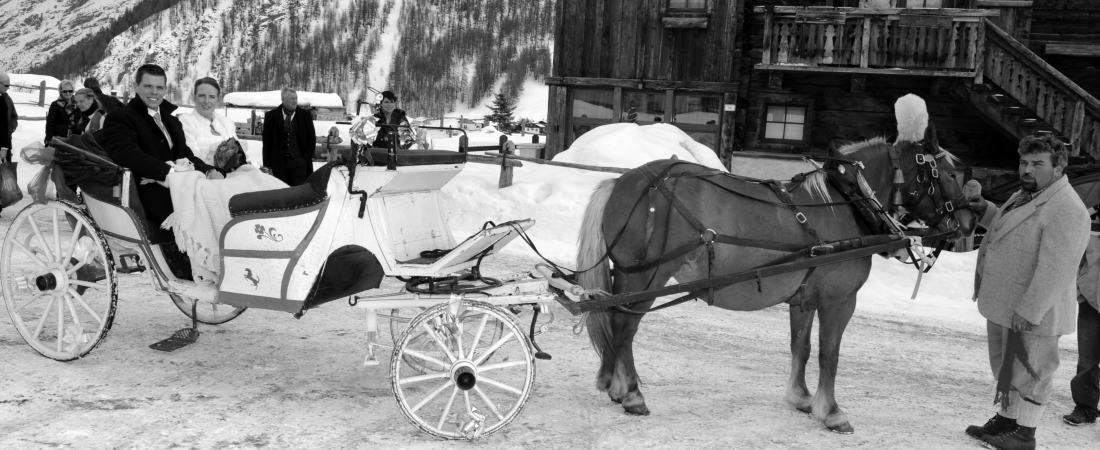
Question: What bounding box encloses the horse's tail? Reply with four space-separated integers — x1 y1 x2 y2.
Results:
577 178 617 359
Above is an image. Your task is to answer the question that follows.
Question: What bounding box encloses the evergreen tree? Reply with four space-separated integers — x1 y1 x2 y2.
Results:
486 91 516 130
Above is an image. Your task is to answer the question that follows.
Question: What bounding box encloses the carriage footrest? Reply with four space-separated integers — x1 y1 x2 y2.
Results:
117 253 145 274
149 327 200 352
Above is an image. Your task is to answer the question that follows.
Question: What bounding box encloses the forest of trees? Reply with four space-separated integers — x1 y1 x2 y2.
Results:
34 0 554 117
30 0 186 76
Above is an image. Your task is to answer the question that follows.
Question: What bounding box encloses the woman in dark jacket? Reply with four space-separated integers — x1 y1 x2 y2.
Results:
71 88 99 135
371 90 413 149
45 79 78 146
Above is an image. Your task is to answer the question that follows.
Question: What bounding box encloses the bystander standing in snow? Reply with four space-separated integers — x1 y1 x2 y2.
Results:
965 135 1091 450
45 79 78 146
1064 210 1100 427
179 77 238 166
261 88 316 186
71 88 98 135
0 72 18 217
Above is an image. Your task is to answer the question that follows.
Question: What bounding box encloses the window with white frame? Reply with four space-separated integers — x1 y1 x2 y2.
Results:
764 105 806 141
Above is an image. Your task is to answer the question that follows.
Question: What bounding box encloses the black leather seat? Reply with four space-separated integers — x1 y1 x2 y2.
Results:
228 162 338 217
364 148 465 166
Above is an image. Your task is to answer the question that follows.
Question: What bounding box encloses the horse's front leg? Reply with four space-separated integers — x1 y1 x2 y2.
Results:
811 293 857 434
610 307 651 415
786 304 816 413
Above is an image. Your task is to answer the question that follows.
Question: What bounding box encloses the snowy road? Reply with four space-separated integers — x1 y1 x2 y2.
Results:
0 250 1094 449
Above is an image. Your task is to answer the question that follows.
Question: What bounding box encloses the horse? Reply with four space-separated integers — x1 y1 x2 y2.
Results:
574 108 977 434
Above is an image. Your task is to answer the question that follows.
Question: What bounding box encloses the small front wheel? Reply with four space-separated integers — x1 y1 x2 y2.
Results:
391 301 535 439
2 200 118 361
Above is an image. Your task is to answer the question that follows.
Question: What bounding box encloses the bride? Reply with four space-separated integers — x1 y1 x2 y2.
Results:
179 77 239 165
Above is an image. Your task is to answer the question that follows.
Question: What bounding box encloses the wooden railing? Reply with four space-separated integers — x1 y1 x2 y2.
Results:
758 7 998 74
981 19 1100 157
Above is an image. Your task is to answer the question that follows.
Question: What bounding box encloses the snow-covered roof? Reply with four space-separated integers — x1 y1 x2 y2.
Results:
7 74 62 90
223 91 344 109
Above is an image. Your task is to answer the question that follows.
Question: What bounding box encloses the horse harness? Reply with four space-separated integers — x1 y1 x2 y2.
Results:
606 144 966 315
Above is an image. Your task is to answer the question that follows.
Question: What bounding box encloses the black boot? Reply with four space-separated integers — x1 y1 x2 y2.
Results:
966 414 1017 440
981 425 1035 450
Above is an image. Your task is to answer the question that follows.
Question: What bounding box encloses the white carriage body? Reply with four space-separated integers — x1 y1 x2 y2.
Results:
80 158 533 314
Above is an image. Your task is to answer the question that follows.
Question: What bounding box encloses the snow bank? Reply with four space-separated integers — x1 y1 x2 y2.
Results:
554 123 727 171
223 91 344 109
6 74 61 90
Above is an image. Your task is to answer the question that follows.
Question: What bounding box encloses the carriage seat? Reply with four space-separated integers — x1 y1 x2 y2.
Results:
228 162 337 217
364 148 465 166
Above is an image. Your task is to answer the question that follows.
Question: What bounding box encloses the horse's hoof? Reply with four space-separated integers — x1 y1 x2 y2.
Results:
624 404 650 416
827 422 855 435
795 403 812 414
607 391 623 404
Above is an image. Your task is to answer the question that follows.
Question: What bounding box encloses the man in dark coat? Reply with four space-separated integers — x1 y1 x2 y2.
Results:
1 72 18 217
0 72 16 153
262 88 316 185
99 64 216 248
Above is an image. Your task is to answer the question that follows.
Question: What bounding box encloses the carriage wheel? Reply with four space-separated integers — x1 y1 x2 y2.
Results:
170 294 246 325
2 201 118 361
386 307 505 375
391 301 535 439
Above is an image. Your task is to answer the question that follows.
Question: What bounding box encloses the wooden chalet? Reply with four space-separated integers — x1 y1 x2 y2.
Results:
544 0 1100 175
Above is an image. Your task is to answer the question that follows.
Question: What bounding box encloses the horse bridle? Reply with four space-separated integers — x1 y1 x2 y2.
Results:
886 144 968 236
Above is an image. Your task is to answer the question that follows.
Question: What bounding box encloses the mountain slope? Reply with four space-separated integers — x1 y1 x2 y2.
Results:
0 0 141 73
82 0 553 116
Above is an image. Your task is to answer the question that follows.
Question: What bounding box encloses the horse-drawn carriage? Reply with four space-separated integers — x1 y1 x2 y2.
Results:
2 128 565 439
3 94 982 438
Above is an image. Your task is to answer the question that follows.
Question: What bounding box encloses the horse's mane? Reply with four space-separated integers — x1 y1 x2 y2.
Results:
800 171 833 205
835 136 888 156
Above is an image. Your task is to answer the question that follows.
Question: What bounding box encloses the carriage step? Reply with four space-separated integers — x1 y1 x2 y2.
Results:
116 253 145 274
149 327 200 352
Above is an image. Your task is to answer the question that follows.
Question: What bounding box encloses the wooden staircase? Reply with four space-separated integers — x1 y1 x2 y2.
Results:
952 19 1100 159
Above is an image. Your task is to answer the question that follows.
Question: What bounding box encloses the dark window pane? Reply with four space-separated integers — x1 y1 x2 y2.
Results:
573 89 614 119
674 93 721 125
621 91 666 123
683 130 718 151
572 124 599 141
669 0 707 10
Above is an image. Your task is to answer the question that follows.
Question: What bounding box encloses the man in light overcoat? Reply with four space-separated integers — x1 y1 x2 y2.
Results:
964 135 1091 450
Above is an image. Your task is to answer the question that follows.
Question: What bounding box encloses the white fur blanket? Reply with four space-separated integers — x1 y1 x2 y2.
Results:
163 165 288 284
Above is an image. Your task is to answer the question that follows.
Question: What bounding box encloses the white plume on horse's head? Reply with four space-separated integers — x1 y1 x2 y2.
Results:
894 93 928 143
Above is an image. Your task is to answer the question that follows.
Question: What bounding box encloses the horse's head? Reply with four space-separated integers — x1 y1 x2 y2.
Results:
890 122 977 238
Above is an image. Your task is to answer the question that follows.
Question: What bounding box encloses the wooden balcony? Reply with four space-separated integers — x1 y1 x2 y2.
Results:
756 6 1000 77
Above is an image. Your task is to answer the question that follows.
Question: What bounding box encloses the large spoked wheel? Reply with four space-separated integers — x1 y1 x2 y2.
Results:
2 200 118 361
387 307 505 375
391 301 535 439
170 294 246 325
